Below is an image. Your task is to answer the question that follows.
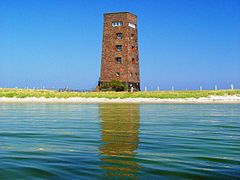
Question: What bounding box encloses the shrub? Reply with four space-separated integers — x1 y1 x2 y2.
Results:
100 80 128 91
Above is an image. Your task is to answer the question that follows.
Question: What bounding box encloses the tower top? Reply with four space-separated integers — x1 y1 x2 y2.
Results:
104 12 137 17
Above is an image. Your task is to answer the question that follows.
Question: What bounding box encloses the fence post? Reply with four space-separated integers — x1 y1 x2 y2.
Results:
131 86 134 92
231 84 234 90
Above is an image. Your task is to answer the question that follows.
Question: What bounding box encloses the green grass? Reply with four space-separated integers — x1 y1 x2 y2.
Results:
0 88 240 99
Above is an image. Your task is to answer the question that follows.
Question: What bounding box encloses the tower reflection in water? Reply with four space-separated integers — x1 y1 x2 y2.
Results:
99 104 141 178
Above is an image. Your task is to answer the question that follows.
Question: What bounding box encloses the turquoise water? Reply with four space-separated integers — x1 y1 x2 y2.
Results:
0 104 240 179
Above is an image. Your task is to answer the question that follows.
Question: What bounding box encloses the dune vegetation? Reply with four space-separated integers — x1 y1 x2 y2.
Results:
0 88 239 99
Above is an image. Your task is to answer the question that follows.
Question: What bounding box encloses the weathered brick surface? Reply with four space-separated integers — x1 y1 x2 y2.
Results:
100 12 140 90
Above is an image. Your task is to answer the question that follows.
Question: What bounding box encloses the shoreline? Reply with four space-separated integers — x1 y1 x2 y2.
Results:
0 96 240 104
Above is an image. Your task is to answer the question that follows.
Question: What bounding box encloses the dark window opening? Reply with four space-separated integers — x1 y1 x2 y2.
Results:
132 46 135 52
116 57 122 64
116 72 120 77
117 33 122 39
132 58 136 64
116 45 122 51
131 34 134 39
130 73 133 77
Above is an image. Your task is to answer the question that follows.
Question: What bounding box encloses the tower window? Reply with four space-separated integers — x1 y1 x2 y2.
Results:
116 45 122 51
116 72 120 77
130 73 133 77
112 21 123 27
131 34 134 39
116 57 122 64
135 72 138 76
132 46 135 52
128 23 136 28
132 58 136 64
117 33 122 39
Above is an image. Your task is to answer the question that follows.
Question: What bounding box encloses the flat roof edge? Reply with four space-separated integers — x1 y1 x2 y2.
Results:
104 12 137 17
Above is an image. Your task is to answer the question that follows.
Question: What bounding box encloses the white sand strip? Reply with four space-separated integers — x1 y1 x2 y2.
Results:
0 96 240 104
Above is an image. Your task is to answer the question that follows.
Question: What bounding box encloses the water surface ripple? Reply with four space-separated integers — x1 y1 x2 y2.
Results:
0 104 239 179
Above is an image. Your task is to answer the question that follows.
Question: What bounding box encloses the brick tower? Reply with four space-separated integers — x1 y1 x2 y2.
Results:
99 12 140 91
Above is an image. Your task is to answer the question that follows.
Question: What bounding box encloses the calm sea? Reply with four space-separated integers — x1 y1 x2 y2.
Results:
0 104 240 179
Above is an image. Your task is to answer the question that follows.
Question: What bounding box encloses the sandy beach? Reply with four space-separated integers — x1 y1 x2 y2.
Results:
0 96 240 104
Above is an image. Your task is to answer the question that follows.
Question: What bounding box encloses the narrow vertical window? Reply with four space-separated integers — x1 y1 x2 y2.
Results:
116 45 122 51
132 58 136 64
116 57 122 64
117 33 122 39
131 34 134 39
116 72 120 77
132 46 135 52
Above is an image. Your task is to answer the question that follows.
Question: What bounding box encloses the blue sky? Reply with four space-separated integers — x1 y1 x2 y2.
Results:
0 0 239 90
